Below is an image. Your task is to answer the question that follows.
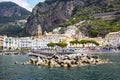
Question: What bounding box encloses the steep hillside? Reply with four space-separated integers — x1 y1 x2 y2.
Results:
0 21 30 37
0 2 30 23
0 2 30 37
57 16 120 37
26 0 120 37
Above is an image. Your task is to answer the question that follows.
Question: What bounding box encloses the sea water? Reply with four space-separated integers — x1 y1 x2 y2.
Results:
0 53 120 80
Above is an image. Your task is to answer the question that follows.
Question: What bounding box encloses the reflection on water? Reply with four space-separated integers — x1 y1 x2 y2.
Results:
0 53 120 80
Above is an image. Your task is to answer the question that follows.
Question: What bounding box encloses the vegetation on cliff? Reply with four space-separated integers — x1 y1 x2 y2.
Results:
0 22 30 37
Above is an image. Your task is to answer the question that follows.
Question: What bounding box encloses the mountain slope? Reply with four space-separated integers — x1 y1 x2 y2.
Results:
26 0 120 36
0 2 30 23
0 2 30 37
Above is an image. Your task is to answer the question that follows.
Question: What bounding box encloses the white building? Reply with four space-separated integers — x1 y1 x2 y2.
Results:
31 33 68 50
3 36 32 50
3 36 17 50
2 32 68 50
18 37 32 49
104 31 120 47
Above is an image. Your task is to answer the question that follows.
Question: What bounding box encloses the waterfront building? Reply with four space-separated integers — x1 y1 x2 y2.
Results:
1 32 68 50
104 31 120 47
3 36 17 50
18 37 32 49
44 32 67 42
2 36 33 50
31 32 68 50
0 36 3 50
31 38 48 50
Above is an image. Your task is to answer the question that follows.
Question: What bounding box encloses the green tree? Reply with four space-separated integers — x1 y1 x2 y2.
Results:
70 39 80 47
90 40 99 46
56 42 68 48
47 42 56 48
79 40 88 47
47 42 56 52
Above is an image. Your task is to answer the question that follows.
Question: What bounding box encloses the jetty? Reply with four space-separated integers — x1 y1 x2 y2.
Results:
23 52 109 68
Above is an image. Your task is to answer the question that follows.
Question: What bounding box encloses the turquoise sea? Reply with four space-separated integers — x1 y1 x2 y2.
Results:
0 53 120 80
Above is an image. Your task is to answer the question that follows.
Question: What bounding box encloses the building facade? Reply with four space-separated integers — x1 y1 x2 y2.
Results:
1 32 68 50
104 31 120 47
0 36 3 50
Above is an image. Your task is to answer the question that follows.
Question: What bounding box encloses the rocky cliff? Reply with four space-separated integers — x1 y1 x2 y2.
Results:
26 0 120 36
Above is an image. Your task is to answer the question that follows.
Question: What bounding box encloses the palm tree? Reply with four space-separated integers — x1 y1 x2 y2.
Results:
47 42 56 52
90 40 99 47
70 41 75 47
56 42 68 52
79 40 87 47
56 42 68 48
70 39 79 47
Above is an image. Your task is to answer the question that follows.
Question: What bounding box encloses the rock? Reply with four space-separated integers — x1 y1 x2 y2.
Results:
76 60 82 65
63 64 68 67
71 60 76 64
67 63 72 68
52 55 59 60
0 54 3 56
70 64 78 67
30 58 37 64
23 53 108 68
37 61 47 66
36 57 49 66
15 61 19 64
103 59 109 64
22 61 31 65
48 60 60 67
36 61 42 66
92 55 99 59
89 58 96 64
63 60 71 64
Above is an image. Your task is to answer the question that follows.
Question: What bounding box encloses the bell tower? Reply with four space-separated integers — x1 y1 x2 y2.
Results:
36 24 42 39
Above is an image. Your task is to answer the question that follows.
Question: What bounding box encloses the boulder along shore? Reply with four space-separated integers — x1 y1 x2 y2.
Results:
22 53 109 68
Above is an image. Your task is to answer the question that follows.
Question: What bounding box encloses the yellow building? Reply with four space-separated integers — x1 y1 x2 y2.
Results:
0 35 3 49
62 37 74 48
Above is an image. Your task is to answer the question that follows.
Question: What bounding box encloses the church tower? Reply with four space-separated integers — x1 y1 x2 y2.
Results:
36 24 42 39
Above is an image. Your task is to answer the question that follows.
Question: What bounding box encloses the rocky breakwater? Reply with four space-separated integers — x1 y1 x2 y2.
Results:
23 53 109 68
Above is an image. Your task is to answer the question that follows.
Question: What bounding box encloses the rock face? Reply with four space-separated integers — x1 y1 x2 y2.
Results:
26 0 120 35
26 0 86 35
